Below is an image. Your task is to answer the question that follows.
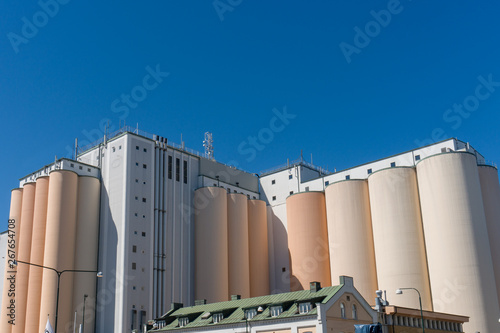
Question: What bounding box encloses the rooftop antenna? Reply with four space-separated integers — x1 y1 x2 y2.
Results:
311 153 313 165
74 138 78 160
203 132 214 160
300 150 304 162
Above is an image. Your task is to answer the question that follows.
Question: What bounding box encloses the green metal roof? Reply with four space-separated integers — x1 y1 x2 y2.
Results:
152 284 343 331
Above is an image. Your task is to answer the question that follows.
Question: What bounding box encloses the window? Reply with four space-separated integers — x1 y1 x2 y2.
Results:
176 158 180 182
245 308 257 320
143 164 147 169
272 179 276 185
79 166 83 170
183 160 188 184
367 168 372 174
70 163 74 167
179 317 189 327
134 213 138 217
132 262 136 270
352 304 357 320
168 156 173 179
290 191 293 195
142 232 146 237
119 145 122 150
305 186 310 192
390 162 396 167
136 146 139 150
272 196 276 201
132 286 136 290
340 302 346 319
135 179 139 183
132 245 137 253
143 181 146 185
135 196 138 200
415 154 421 161
112 147 116 152
345 175 350 180
142 198 146 202
270 305 283 317
289 175 292 180
213 313 223 323
136 162 139 166
144 148 147 152
298 302 312 314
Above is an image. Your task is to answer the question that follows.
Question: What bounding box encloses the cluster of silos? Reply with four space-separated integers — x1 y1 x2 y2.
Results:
284 152 500 333
194 187 269 303
0 170 101 333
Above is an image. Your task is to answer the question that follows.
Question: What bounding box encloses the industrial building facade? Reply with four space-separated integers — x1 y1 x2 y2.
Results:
0 127 499 333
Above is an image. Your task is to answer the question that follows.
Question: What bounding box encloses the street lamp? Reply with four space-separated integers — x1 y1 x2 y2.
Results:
396 287 425 333
13 259 102 333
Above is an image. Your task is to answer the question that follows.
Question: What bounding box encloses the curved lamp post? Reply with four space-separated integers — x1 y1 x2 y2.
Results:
13 259 102 333
396 287 425 333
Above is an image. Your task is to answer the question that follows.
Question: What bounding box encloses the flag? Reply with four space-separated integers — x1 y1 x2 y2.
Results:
44 317 54 333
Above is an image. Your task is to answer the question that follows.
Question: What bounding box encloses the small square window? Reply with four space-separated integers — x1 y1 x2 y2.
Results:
135 162 139 166
271 180 276 185
79 166 83 170
305 186 310 192
253 196 256 199
288 175 292 180
112 147 116 152
282 267 286 272
142 232 146 237
135 179 139 183
136 146 139 150
134 231 137 235
415 155 421 161
142 198 146 202
143 148 147 152
367 168 372 174
88 168 91 172
135 196 138 200
345 175 350 180
290 191 293 195
133 286 136 290
272 196 276 201
119 145 122 150
143 164 147 169
143 181 146 185
142 215 146 218
134 213 138 217
390 162 396 168
70 163 74 167
325 181 329 186
132 262 136 270
132 245 137 253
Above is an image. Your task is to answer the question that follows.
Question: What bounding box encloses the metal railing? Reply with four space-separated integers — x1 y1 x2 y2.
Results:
260 158 331 176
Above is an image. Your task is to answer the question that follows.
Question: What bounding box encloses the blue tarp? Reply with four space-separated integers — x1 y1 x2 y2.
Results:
354 323 382 333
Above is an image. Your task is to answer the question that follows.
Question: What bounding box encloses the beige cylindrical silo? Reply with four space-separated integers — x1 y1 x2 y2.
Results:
72 176 101 333
325 180 377 302
12 182 36 333
478 165 500 308
194 187 228 303
25 177 50 333
39 170 79 333
368 167 432 310
248 199 270 297
227 193 250 299
417 153 500 333
0 188 23 333
286 192 331 291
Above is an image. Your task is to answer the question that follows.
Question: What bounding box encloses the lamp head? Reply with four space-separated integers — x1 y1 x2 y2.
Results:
257 306 264 312
97 272 103 278
396 289 403 295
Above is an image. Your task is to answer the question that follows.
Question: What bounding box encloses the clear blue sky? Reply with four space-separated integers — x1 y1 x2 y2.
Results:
1 1 500 231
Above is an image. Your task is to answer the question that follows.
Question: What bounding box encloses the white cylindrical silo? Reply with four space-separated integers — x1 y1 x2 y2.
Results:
417 152 500 333
478 165 500 308
0 188 23 333
13 182 36 333
38 170 79 333
325 180 378 302
368 167 432 310
248 199 270 297
194 187 228 303
72 176 101 333
25 177 50 333
286 192 331 291
227 193 250 299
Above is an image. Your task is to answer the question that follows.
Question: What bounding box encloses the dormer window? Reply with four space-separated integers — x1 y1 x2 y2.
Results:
270 305 283 317
245 308 257 320
178 317 189 327
298 302 312 314
213 313 224 323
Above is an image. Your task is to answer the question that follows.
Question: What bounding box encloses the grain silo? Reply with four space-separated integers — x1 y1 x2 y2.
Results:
325 180 377 302
368 167 432 310
194 187 228 303
248 199 270 297
417 152 500 333
286 191 331 291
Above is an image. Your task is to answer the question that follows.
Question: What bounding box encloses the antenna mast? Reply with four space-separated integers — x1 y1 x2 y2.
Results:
203 132 214 160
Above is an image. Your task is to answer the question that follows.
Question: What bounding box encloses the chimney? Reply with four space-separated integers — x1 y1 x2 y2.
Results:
310 281 321 292
194 299 207 306
231 295 241 301
171 303 183 311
